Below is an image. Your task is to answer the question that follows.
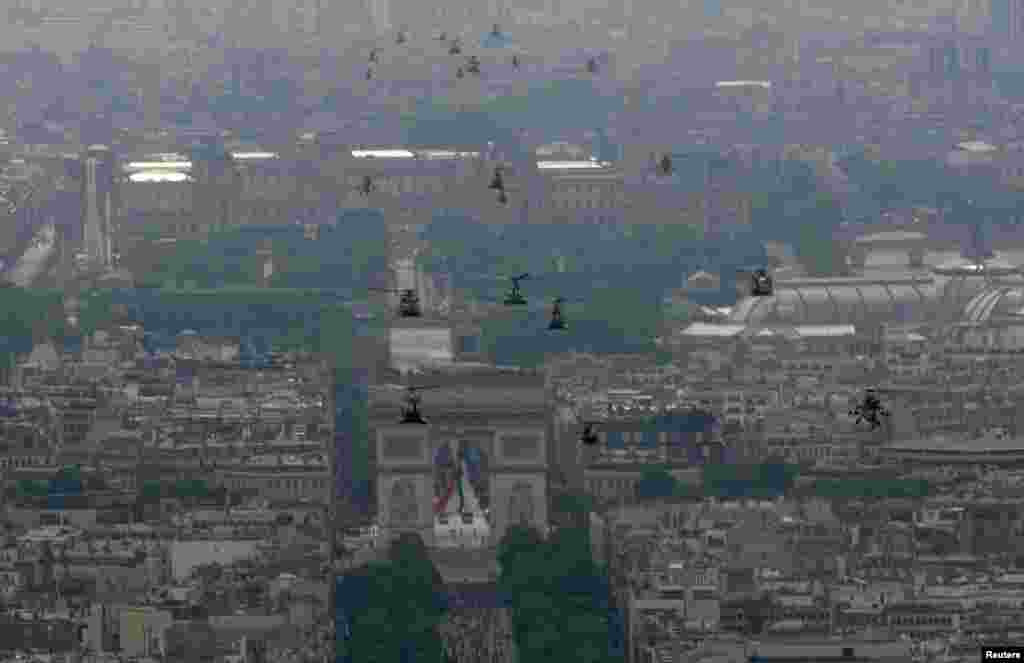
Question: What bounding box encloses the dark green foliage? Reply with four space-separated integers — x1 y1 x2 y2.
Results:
498 525 621 663
419 214 733 365
701 462 799 498
792 193 849 277
174 479 208 498
17 480 49 498
134 217 387 292
0 288 65 359
341 536 447 663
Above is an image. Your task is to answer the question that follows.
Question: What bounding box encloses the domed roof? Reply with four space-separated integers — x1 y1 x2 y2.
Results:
932 255 1019 277
960 287 1024 323
727 279 935 326
535 141 590 159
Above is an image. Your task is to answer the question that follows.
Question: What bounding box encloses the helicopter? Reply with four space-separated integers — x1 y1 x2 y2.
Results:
478 283 580 330
395 384 445 424
365 68 373 81
579 420 600 445
466 55 481 75
504 273 530 306
489 166 510 204
849 388 891 431
512 55 520 68
738 267 774 297
489 166 505 191
368 288 422 317
548 296 570 331
658 154 673 176
449 39 462 55
456 66 465 79
369 48 378 63
356 175 374 196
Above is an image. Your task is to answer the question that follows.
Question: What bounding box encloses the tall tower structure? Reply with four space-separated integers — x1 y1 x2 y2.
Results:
81 144 115 269
369 0 390 35
189 134 239 235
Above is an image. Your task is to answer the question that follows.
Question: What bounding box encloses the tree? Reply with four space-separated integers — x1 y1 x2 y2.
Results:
344 549 447 663
499 525 621 663
793 194 849 277
552 494 594 528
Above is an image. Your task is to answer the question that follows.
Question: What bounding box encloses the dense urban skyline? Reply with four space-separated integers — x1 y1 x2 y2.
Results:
3 2 1024 663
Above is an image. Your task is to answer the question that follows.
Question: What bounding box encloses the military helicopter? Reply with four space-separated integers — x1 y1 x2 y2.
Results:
449 39 463 55
658 154 673 176
369 48 378 63
368 288 422 318
504 273 530 306
489 166 511 204
466 55 481 75
356 175 374 196
849 388 891 430
512 55 520 68
478 281 580 330
579 420 601 446
548 296 570 331
365 68 373 81
395 384 445 424
738 266 774 297
489 166 505 191
456 66 465 79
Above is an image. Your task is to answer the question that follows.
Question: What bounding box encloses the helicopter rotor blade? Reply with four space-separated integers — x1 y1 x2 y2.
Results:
407 384 446 392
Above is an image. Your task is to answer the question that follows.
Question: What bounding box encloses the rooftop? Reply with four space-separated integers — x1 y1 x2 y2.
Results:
887 433 1024 453
955 140 998 153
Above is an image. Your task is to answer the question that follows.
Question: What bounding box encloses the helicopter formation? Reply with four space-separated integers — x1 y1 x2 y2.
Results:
394 375 894 455
370 271 577 331
569 388 893 446
374 261 889 438
363 23 597 86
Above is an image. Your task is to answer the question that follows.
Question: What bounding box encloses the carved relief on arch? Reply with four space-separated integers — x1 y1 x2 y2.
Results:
389 478 419 528
507 481 535 526
496 430 544 464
